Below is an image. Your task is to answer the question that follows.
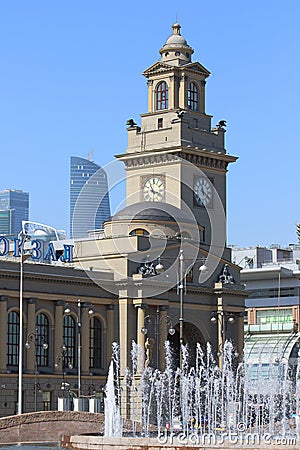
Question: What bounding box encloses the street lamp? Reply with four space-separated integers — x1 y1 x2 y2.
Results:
178 250 207 368
141 306 175 367
55 344 73 398
63 299 94 397
155 251 207 368
17 230 31 415
25 329 48 411
210 311 239 369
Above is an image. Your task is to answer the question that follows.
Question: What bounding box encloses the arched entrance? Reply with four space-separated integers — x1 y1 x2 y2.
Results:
168 321 205 368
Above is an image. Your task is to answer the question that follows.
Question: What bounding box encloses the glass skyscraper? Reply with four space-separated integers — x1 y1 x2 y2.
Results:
70 156 111 238
0 189 29 237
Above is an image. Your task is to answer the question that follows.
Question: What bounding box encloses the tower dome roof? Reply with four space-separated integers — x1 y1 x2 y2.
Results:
160 23 194 65
165 23 187 45
108 202 196 226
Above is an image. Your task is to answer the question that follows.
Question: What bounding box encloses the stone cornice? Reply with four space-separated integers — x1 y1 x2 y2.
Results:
0 265 114 294
118 147 237 172
0 268 94 287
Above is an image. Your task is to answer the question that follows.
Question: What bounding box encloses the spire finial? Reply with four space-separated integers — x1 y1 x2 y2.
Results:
172 22 181 35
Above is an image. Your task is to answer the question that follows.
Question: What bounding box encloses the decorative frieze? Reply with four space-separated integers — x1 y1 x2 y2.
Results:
125 152 180 168
124 150 229 171
179 151 229 170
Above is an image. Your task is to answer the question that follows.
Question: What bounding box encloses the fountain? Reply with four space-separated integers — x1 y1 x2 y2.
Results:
104 344 122 437
104 341 299 443
67 341 300 448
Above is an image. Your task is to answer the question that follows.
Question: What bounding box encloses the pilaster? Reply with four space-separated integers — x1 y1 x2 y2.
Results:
119 290 135 420
169 75 175 109
136 304 146 372
106 305 115 367
236 315 244 363
179 73 187 109
200 80 206 113
147 80 153 112
26 298 37 374
54 300 64 373
118 296 133 375
0 296 8 373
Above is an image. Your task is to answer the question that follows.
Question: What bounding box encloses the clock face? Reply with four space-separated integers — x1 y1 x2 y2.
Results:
143 176 165 201
194 177 212 207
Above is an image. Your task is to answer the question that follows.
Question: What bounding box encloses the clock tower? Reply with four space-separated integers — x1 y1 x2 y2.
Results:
75 24 246 380
116 23 237 246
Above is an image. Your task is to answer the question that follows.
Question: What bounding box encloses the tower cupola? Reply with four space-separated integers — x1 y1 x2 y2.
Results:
159 23 194 66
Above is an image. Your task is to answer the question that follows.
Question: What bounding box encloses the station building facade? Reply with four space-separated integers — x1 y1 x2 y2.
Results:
0 23 246 417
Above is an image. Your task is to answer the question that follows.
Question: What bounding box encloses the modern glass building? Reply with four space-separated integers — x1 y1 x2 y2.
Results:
0 189 29 237
70 156 111 238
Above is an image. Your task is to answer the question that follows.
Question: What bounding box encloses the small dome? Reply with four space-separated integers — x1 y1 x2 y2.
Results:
104 202 200 240
165 23 187 46
159 23 194 65
112 204 176 223
165 34 187 45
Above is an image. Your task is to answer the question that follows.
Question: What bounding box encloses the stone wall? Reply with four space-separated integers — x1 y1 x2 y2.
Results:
61 435 299 450
0 411 104 444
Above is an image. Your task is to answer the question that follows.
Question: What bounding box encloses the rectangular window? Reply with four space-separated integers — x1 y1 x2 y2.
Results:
257 308 293 325
90 317 102 369
42 391 51 411
193 118 198 128
7 312 19 366
248 287 296 298
158 118 163 129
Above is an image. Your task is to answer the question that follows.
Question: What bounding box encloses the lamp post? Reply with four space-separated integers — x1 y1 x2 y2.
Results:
177 251 208 368
210 311 238 370
25 329 48 411
63 299 94 397
55 344 73 398
155 251 207 369
141 306 175 368
178 250 184 369
17 230 30 415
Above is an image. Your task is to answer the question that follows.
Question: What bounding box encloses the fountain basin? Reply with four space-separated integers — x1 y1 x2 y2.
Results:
61 434 299 449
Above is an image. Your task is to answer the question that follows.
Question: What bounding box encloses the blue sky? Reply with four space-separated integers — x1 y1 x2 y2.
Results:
0 1 299 247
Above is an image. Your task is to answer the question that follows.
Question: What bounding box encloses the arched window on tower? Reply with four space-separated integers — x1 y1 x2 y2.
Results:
156 81 168 110
63 315 76 369
7 311 19 366
187 82 198 111
36 313 49 367
90 317 103 369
